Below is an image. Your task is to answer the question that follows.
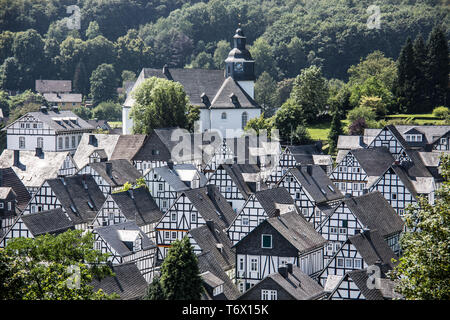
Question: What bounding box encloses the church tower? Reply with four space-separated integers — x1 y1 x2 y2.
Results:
225 25 255 98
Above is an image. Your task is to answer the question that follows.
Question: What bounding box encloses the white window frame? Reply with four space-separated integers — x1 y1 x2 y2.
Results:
261 234 273 249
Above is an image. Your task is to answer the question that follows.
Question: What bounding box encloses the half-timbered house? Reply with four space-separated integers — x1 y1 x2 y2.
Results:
317 191 404 261
72 133 120 169
21 174 106 231
329 147 395 196
155 184 236 260
234 211 326 292
91 186 163 241
77 159 142 196
318 229 398 290
2 106 93 153
276 165 343 227
93 221 157 282
208 163 264 212
238 263 326 300
227 187 299 245
144 163 207 212
0 149 78 196
366 125 411 161
0 208 74 247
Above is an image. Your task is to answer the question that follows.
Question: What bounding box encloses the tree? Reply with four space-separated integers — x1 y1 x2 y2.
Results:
90 63 118 106
73 106 92 120
426 25 449 108
0 90 10 117
395 38 417 113
144 275 165 300
191 52 214 69
390 154 450 300
350 76 394 113
121 70 136 83
274 98 306 143
347 105 376 124
290 65 329 122
130 77 189 134
186 105 200 133
91 101 122 121
73 60 89 96
244 113 275 137
328 108 343 155
86 21 102 40
249 37 278 79
348 118 368 136
359 96 387 119
254 72 277 115
159 236 203 300
0 229 117 300
115 30 153 74
213 40 231 69
291 125 312 145
0 57 21 91
412 34 431 113
0 31 15 63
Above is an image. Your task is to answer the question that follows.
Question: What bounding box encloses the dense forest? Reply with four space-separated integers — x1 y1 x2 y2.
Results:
0 0 448 92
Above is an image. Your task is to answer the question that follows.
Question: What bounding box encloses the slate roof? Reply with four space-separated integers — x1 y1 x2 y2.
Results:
402 149 433 178
20 208 74 236
4 110 93 133
0 187 14 200
337 135 368 150
197 251 240 300
253 187 299 218
190 223 234 271
109 135 147 161
240 264 326 300
110 187 163 225
46 174 106 225
265 211 327 254
0 150 77 189
36 80 71 93
184 185 236 229
94 221 156 257
152 164 207 192
87 120 112 131
348 229 398 268
288 165 343 203
90 262 148 300
73 133 121 169
43 93 82 103
209 77 259 109
83 159 142 188
342 191 404 238
219 163 263 199
286 143 330 166
0 167 30 211
350 147 395 177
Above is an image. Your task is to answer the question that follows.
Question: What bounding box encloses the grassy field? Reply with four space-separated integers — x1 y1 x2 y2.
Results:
108 121 122 128
306 120 349 141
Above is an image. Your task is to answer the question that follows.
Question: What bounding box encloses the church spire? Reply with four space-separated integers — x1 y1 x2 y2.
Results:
224 24 255 82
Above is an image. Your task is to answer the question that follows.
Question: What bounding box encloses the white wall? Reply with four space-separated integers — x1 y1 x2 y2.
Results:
237 81 255 99
122 106 133 134
209 108 261 139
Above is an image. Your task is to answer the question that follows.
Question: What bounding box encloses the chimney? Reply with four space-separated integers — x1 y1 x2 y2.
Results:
206 220 214 233
286 263 293 274
306 165 313 176
35 147 43 158
13 150 20 167
105 162 112 178
273 208 280 217
162 64 172 80
201 93 210 107
278 265 288 278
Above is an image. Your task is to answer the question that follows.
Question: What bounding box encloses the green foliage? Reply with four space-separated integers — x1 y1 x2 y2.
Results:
291 125 312 145
254 71 277 114
0 57 21 90
349 76 394 112
359 96 387 119
0 90 10 117
91 101 122 121
121 70 136 83
250 37 278 79
144 275 165 300
159 236 203 300
328 108 344 155
346 105 377 124
0 229 117 300
130 77 189 134
73 106 92 121
432 106 449 119
186 105 200 133
90 63 118 106
390 154 450 300
244 113 275 137
213 40 231 69
190 52 214 69
86 21 102 40
274 97 306 143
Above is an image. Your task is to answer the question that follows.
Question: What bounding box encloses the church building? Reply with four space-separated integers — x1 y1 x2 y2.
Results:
122 26 261 138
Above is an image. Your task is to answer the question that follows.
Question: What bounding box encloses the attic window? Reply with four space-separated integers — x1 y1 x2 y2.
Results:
328 185 334 192
70 205 77 213
87 201 94 209
152 149 160 155
406 134 422 142
213 284 223 296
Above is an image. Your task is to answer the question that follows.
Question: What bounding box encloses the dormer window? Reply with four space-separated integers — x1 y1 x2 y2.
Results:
406 134 422 142
134 236 142 251
213 284 223 296
261 234 272 249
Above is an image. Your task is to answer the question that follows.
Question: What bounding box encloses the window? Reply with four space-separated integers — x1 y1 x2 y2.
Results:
134 236 142 251
65 136 70 148
399 208 405 216
108 212 114 221
7 202 12 210
20 123 25 128
158 183 163 191
241 112 248 129
242 217 249 226
226 186 232 193
37 137 43 148
302 208 308 216
335 243 341 251
337 258 344 267
391 193 397 200
164 231 170 239
19 136 25 149
238 257 244 271
345 258 353 268
330 227 337 234
295 192 300 199
221 112 227 120
213 285 223 296
171 213 176 221
0 203 3 209
342 220 348 228
261 235 272 249
353 183 359 191
261 290 277 300
94 241 102 251
152 149 160 155
162 200 167 209
171 232 177 239
354 258 362 269
58 137 63 149
250 258 258 272
191 213 196 222
339 228 347 234
33 123 37 128
72 136 76 148
26 123 30 128
441 138 447 145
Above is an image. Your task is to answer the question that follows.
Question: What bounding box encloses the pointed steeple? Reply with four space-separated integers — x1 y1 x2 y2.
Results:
224 24 255 82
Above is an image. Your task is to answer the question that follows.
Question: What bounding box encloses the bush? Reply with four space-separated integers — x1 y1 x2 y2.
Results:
91 101 122 121
347 106 376 124
432 106 449 119
291 125 312 145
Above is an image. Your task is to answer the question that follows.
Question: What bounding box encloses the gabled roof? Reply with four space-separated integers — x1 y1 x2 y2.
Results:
264 211 327 254
0 150 77 189
348 230 398 268
43 93 82 103
110 187 163 225
209 77 259 109
218 163 263 199
342 191 404 237
73 133 121 169
4 110 93 133
152 164 207 192
240 264 325 300
288 165 343 203
402 149 433 178
109 135 147 161
83 159 142 188
350 147 395 177
184 185 236 229
36 80 71 93
90 262 148 300
46 174 106 225
337 135 367 150
0 187 14 200
86 120 112 130
0 167 30 211
286 143 329 165
385 125 410 149
20 208 74 236
190 223 234 271
197 251 240 300
94 221 155 257
253 187 299 218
